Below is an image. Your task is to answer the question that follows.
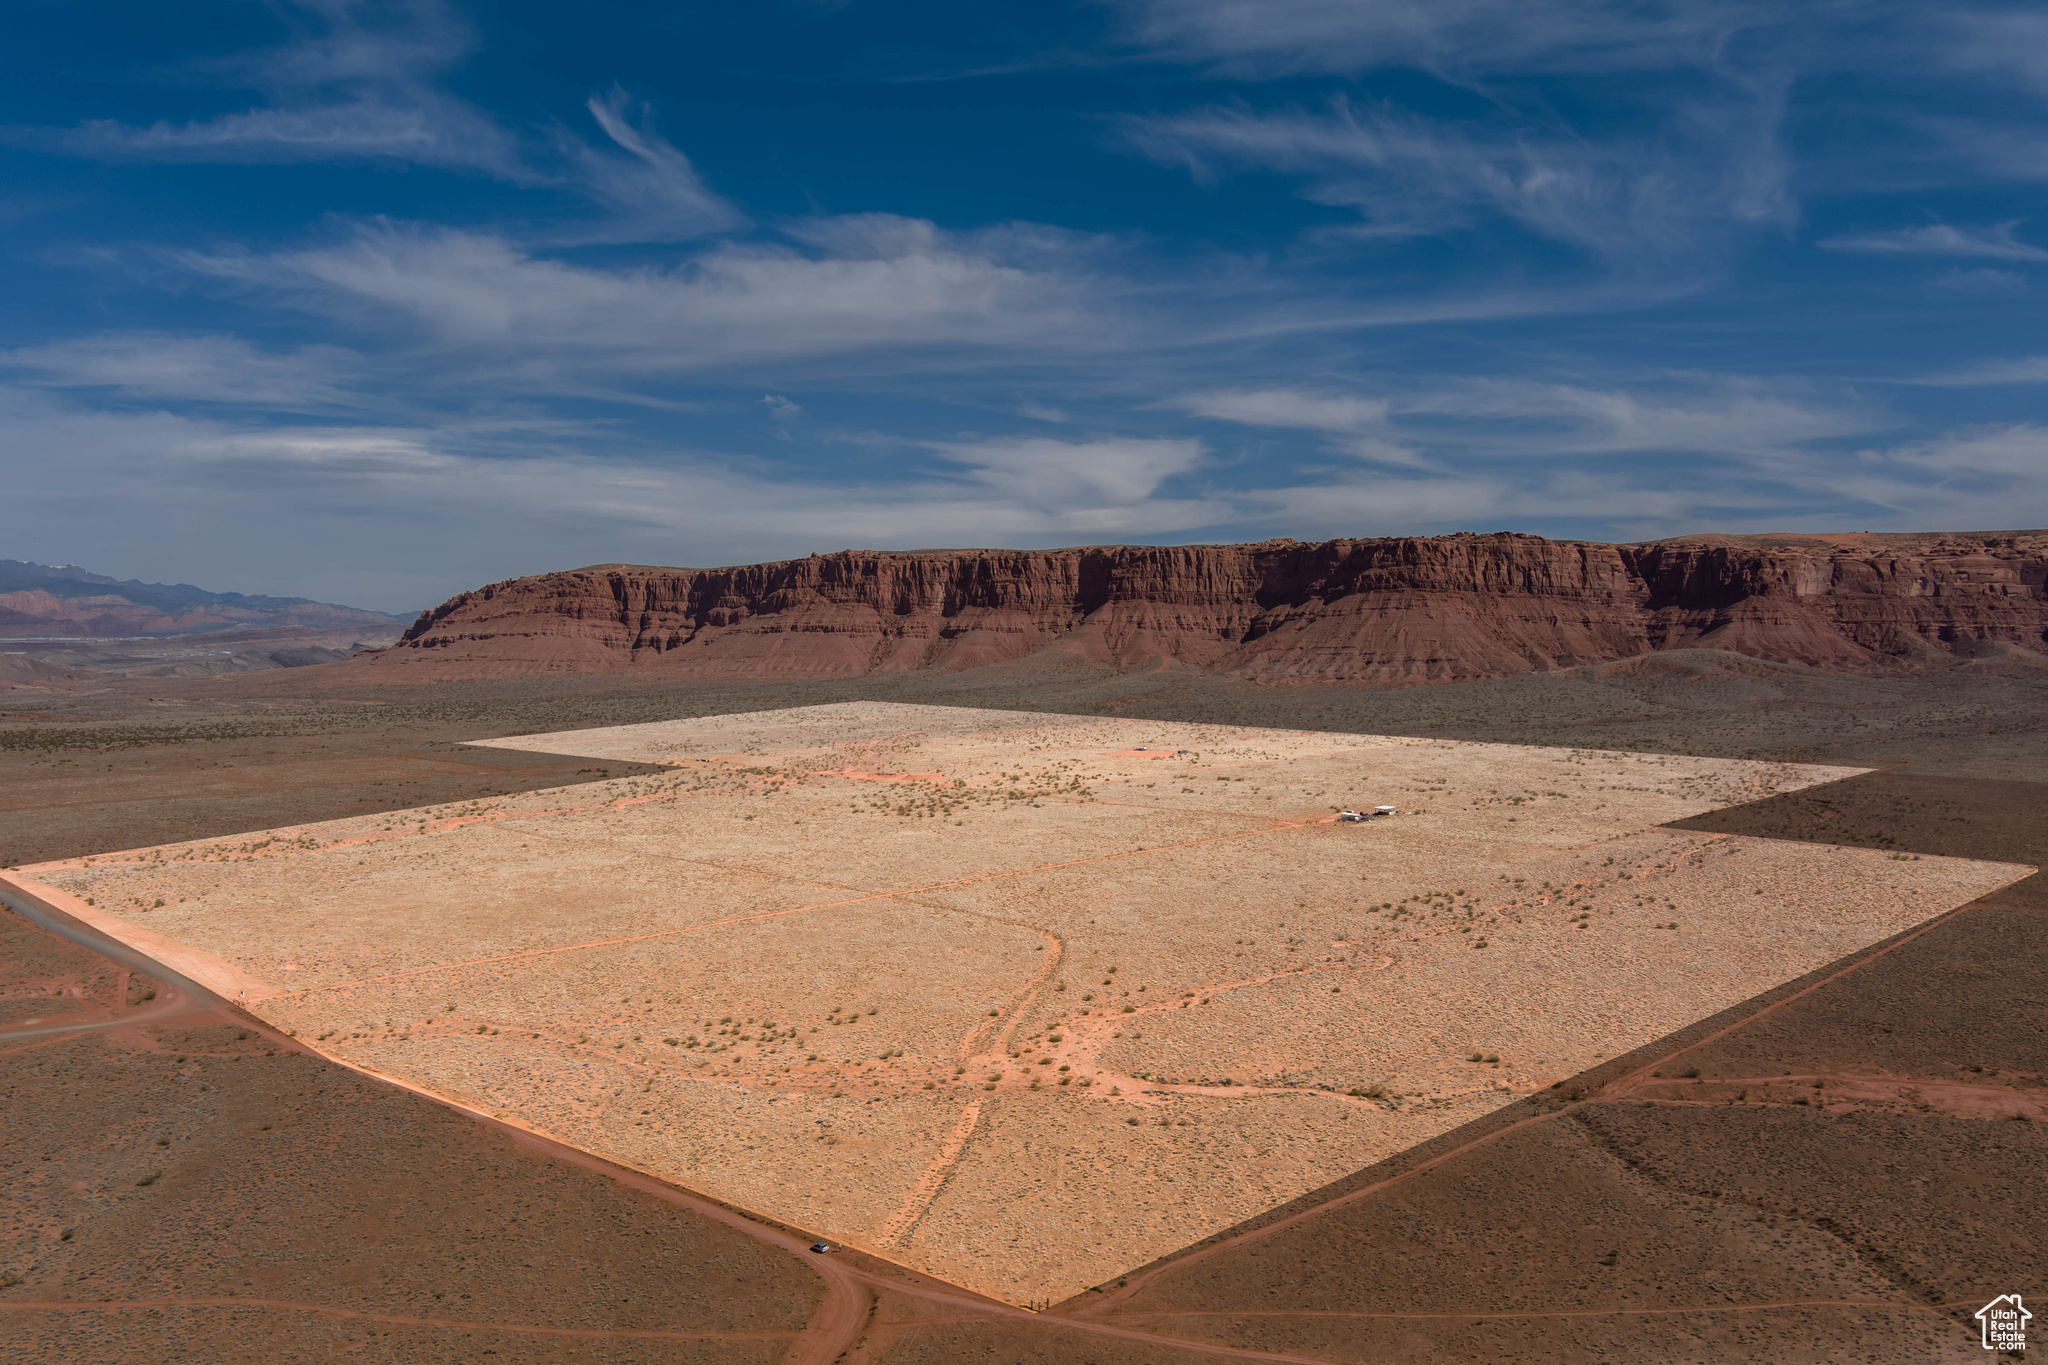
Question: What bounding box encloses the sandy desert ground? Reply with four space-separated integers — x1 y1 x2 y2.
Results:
15 702 2033 1306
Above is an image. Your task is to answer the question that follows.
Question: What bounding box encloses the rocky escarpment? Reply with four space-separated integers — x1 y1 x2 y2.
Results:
358 531 2048 685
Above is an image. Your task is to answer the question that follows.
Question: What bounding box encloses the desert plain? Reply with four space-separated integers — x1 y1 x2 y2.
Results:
13 700 2031 1307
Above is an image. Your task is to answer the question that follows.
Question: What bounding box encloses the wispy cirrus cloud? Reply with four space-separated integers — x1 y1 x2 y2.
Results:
1 356 2031 611
1116 0 1782 79
1119 0 2044 92
1819 221 2048 261
1397 378 1879 457
1172 387 1424 466
1114 1 2048 282
18 1 743 244
559 88 747 242
1788 425 2048 530
0 384 1239 602
923 435 1216 530
1914 354 2048 386
35 0 528 178
170 215 1122 375
1944 8 2048 93
1124 93 1793 263
1177 388 1389 434
0 333 366 410
1177 376 1877 467
1860 424 2048 479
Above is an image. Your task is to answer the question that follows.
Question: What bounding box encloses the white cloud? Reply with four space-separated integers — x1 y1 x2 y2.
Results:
0 386 1238 606
1819 222 2048 262
1404 378 1878 457
1120 2 2034 95
185 428 464 476
1945 9 2048 93
1179 387 1390 433
37 0 528 179
561 88 747 242
1117 0 1779 78
1748 425 2048 531
0 333 363 409
1173 387 1429 467
173 216 1116 374
927 435 1209 518
1860 424 2048 480
51 99 524 177
20 3 742 246
1178 376 1878 465
2 366 2035 613
1915 355 2048 386
1125 95 1792 261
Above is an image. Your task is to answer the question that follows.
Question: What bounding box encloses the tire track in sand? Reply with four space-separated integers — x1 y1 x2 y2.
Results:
873 1099 986 1248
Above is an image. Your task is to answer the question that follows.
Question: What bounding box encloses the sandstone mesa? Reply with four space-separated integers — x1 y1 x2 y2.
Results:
364 530 2048 684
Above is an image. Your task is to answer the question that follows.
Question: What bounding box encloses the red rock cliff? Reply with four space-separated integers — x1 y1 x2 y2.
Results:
356 530 2048 684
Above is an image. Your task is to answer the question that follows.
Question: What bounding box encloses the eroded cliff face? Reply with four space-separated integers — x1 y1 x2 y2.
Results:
360 531 2048 684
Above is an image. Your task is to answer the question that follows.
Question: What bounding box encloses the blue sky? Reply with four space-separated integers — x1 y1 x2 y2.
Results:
2 0 2045 611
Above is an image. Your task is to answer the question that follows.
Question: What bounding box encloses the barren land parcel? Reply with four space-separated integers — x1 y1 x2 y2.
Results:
15 702 2030 1305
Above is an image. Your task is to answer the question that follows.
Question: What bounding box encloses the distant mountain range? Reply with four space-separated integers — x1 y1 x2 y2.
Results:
0 560 409 640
